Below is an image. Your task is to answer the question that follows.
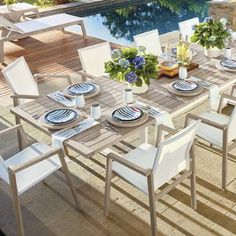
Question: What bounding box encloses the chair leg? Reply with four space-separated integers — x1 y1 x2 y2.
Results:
8 171 25 236
0 40 4 63
222 131 228 190
80 22 87 39
15 116 23 151
190 145 197 210
58 151 81 211
147 174 158 236
104 158 112 217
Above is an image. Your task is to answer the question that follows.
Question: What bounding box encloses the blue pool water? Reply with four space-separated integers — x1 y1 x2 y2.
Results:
72 0 208 45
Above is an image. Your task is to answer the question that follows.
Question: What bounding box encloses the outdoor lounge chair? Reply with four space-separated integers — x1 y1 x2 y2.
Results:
186 92 236 190
0 124 80 236
178 17 199 38
134 29 162 57
104 121 200 236
0 13 87 63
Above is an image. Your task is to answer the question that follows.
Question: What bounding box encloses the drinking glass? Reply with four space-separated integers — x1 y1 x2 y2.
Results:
224 47 232 60
123 88 134 105
91 104 102 120
179 66 187 80
75 94 85 109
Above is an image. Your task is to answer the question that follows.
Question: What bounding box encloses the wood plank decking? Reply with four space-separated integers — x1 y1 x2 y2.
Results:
0 31 107 96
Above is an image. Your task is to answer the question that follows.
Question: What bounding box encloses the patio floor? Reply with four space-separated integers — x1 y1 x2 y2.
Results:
0 30 236 236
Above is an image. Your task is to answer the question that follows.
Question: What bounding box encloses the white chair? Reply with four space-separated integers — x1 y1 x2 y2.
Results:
133 29 162 56
0 13 87 62
178 17 200 38
186 93 236 189
104 121 200 236
77 41 112 77
0 124 80 236
2 56 72 106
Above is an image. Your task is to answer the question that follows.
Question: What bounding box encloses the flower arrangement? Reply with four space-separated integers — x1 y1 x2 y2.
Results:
191 18 231 49
105 47 158 87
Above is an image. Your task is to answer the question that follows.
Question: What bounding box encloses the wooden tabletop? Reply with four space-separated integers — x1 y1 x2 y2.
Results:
10 47 236 158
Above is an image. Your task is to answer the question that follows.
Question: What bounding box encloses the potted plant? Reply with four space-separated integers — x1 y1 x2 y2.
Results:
191 18 231 58
105 47 158 94
3 0 17 10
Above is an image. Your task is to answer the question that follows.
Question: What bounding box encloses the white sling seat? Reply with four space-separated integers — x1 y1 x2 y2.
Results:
0 124 80 236
133 29 162 56
77 41 112 77
0 13 87 62
186 93 236 189
178 17 199 38
104 121 200 236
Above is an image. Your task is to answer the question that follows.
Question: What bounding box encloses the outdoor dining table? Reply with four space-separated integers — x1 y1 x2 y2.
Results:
10 48 236 158
0 3 39 23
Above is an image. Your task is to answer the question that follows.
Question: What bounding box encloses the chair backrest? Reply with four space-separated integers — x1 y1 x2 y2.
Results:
77 42 111 77
153 120 200 190
0 155 9 184
2 56 39 103
178 17 199 38
228 106 236 142
0 15 24 36
133 29 162 56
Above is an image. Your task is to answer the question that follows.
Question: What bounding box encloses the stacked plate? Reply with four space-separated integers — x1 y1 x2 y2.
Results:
217 59 236 72
168 80 203 97
107 106 149 128
41 108 81 129
64 82 100 98
172 80 199 92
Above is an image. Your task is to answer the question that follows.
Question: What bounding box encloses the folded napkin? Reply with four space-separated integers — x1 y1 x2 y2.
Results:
52 118 99 151
48 91 75 107
190 76 220 111
135 101 174 128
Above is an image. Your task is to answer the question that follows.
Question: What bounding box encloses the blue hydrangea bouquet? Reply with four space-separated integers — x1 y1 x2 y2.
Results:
105 47 158 89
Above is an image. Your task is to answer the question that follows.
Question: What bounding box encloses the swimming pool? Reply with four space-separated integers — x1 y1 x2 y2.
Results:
72 0 208 45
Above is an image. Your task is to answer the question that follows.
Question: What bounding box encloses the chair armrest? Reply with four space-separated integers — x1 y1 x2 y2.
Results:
186 113 228 131
8 147 63 174
155 124 177 147
107 152 152 176
76 71 98 81
218 93 236 113
231 84 236 96
34 73 72 84
0 124 29 148
11 94 41 107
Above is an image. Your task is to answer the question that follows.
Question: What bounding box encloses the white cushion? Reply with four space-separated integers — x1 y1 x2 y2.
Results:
15 13 82 33
2 142 62 195
112 143 157 194
193 111 229 148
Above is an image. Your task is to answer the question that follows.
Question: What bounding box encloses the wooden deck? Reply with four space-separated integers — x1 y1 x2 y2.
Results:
0 30 108 96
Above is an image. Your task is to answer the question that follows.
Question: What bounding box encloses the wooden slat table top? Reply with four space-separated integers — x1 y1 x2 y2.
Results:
10 47 236 158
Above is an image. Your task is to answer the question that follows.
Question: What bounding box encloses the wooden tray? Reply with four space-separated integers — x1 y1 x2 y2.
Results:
159 63 199 79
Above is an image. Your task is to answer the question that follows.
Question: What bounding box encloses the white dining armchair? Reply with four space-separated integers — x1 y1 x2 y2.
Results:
133 29 162 56
2 56 72 107
178 17 200 38
104 121 200 236
186 93 236 189
0 124 80 236
77 41 112 77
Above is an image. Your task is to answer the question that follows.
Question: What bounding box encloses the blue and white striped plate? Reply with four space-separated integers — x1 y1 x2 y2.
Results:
112 107 143 122
68 82 96 95
173 80 199 92
220 59 236 69
44 108 78 125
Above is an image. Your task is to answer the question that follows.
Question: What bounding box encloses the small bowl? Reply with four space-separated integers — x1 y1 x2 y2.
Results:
159 60 178 71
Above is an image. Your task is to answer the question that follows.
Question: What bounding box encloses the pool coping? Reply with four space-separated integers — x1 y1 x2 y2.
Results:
33 0 148 17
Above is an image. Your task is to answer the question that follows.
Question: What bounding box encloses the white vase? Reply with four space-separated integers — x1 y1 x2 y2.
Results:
204 47 222 58
128 78 149 94
179 66 188 80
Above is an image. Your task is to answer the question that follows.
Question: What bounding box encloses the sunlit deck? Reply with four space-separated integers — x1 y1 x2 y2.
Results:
0 30 236 236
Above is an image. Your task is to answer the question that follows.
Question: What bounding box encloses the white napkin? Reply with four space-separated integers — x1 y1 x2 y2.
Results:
48 91 75 107
51 118 99 150
190 76 220 111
